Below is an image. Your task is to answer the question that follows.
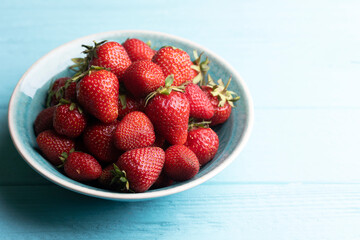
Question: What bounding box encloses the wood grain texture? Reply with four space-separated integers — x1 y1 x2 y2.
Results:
1 0 360 239
0 184 359 240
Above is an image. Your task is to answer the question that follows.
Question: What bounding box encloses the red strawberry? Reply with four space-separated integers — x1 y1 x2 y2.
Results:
118 94 145 120
185 127 219 165
152 46 192 86
34 106 56 135
203 86 231 125
97 164 115 188
87 41 132 79
202 85 231 125
47 77 76 107
77 69 119 123
63 152 102 182
145 78 190 145
164 145 200 181
116 147 165 193
184 83 214 120
98 164 129 191
123 38 156 62
83 121 121 163
53 102 87 138
152 134 166 148
113 111 155 151
151 171 174 189
122 60 165 98
36 129 75 165
201 76 240 126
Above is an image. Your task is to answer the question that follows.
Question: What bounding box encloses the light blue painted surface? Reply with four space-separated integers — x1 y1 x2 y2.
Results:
1 0 360 239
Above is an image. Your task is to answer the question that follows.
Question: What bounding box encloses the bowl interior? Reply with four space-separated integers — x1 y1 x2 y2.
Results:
9 31 253 200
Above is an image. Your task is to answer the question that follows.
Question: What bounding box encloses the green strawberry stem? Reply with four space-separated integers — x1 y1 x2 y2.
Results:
146 40 153 49
144 75 186 106
72 65 108 82
57 148 75 168
188 118 212 130
57 99 83 113
46 80 58 107
110 164 130 192
58 98 71 105
69 102 75 111
207 74 240 107
70 40 108 74
160 45 183 51
119 94 127 110
118 83 130 110
224 77 232 90
191 50 210 85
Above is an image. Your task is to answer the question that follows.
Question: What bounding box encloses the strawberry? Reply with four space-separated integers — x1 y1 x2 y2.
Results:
145 76 190 145
34 106 56 135
185 127 219 166
151 171 174 189
78 41 131 79
83 121 121 163
122 60 165 98
202 85 231 126
184 83 214 120
53 102 87 138
98 164 129 191
152 134 166 148
118 94 145 120
123 38 156 62
116 147 165 193
46 77 76 107
113 111 155 151
164 145 200 181
63 151 102 181
97 164 116 188
152 46 192 86
36 129 75 165
77 69 119 123
201 75 240 126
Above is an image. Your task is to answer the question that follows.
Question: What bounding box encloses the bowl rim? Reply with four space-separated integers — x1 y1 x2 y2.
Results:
8 30 254 201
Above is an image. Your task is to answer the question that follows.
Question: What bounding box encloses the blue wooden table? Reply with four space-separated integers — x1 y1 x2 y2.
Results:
1 0 360 239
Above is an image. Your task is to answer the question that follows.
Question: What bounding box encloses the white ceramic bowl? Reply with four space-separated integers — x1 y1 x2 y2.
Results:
8 30 254 201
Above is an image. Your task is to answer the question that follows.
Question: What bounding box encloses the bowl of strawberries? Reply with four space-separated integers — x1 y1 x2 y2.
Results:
8 30 254 200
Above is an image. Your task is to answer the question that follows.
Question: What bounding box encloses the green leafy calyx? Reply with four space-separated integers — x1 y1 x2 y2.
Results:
191 50 210 85
207 75 240 107
57 148 75 168
69 40 107 74
188 118 212 130
144 75 186 106
110 164 130 192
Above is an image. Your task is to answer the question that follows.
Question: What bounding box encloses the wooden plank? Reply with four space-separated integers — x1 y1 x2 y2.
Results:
0 109 48 186
214 108 360 183
0 184 359 240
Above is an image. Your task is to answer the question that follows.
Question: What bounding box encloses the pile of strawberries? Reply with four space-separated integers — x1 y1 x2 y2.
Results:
34 38 239 193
